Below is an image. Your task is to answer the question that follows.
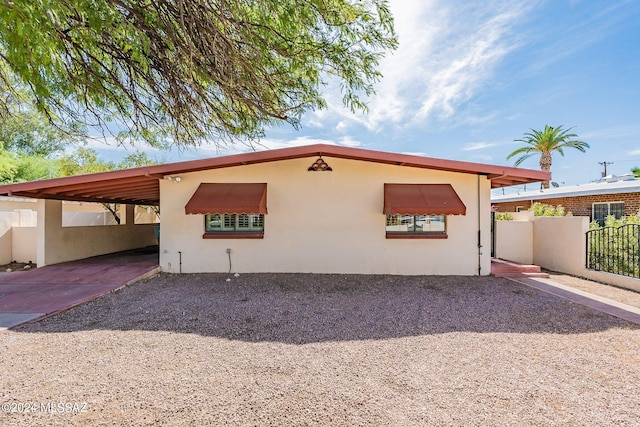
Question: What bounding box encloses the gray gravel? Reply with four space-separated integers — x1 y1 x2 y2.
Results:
1 273 639 426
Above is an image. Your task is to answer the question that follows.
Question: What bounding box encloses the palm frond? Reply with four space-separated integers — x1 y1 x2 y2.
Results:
508 124 589 169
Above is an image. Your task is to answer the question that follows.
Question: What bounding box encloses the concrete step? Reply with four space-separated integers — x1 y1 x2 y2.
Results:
491 259 548 278
492 264 542 273
493 271 550 279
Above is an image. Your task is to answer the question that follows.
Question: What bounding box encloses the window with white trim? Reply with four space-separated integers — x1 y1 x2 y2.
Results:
205 213 264 232
592 202 624 226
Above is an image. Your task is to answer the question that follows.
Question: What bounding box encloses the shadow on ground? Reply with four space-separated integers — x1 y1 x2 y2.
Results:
12 273 638 343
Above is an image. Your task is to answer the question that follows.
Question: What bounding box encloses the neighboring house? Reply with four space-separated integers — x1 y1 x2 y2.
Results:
0 144 547 275
491 175 640 225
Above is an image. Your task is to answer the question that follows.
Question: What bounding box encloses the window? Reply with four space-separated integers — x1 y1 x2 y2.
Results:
592 202 624 226
204 213 264 238
385 214 447 238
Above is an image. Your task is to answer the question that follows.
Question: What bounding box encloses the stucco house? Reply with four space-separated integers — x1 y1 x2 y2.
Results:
0 144 547 275
492 175 640 225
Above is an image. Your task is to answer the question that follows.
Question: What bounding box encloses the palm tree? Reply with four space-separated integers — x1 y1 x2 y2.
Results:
507 125 589 189
632 166 640 178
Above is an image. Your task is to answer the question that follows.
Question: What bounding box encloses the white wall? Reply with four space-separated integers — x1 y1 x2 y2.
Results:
494 215 640 292
580 270 640 292
37 200 157 266
62 202 121 226
0 197 36 212
135 206 160 224
494 220 533 264
159 157 492 275
62 212 120 226
0 212 13 264
14 210 37 227
0 199 158 265
533 216 587 275
12 227 36 263
0 210 37 264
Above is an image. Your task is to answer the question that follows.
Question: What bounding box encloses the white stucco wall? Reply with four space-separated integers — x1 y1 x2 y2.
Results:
533 216 640 292
0 197 36 212
0 212 13 265
159 157 492 275
580 270 640 292
494 220 533 264
494 214 640 292
37 200 157 266
12 227 36 263
532 216 588 275
135 206 160 224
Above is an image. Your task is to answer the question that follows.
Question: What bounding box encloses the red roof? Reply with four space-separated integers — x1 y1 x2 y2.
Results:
0 144 550 205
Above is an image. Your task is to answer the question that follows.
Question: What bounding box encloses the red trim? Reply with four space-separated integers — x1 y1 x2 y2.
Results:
386 232 448 239
202 232 264 239
0 144 550 205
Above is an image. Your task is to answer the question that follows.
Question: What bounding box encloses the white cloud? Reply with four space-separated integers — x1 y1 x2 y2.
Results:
581 125 640 141
337 136 362 147
469 154 494 162
313 0 534 132
335 121 349 133
82 135 122 151
463 142 497 151
194 136 340 157
83 133 360 164
260 136 338 150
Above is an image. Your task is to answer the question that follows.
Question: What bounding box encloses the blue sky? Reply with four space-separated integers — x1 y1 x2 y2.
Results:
94 0 640 195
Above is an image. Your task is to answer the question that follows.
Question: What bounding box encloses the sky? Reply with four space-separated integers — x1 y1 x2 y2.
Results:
93 0 640 196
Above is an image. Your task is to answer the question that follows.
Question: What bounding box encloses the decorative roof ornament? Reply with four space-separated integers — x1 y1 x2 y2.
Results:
308 157 333 171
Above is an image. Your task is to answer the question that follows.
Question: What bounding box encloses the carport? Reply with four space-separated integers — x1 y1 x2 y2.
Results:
0 168 163 267
0 247 160 330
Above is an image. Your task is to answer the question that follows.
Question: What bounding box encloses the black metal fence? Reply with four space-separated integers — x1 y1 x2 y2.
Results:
586 224 640 278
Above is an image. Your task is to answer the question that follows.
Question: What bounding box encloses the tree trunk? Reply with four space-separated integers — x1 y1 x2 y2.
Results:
539 152 552 189
103 203 121 224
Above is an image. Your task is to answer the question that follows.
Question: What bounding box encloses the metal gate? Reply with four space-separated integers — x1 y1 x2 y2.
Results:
586 224 640 279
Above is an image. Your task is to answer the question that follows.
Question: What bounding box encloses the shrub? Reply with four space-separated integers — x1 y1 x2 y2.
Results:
530 202 572 217
587 210 640 278
494 212 514 221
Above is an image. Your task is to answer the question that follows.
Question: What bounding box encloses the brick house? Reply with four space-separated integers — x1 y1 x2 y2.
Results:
491 175 640 225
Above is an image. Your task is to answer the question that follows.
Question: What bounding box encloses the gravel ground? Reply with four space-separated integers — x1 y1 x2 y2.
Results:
1 273 639 426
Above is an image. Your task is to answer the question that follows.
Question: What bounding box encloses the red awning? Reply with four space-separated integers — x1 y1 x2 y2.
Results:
185 183 267 214
384 184 466 215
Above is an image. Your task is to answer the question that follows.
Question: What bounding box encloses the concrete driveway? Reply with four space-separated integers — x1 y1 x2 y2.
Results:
0 247 160 330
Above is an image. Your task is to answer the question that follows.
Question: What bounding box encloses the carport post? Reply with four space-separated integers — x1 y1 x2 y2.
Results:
125 204 135 225
36 199 63 268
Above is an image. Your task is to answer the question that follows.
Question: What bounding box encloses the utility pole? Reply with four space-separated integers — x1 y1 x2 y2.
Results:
598 161 613 177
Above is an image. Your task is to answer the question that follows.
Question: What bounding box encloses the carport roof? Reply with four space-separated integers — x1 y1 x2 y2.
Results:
0 144 549 205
